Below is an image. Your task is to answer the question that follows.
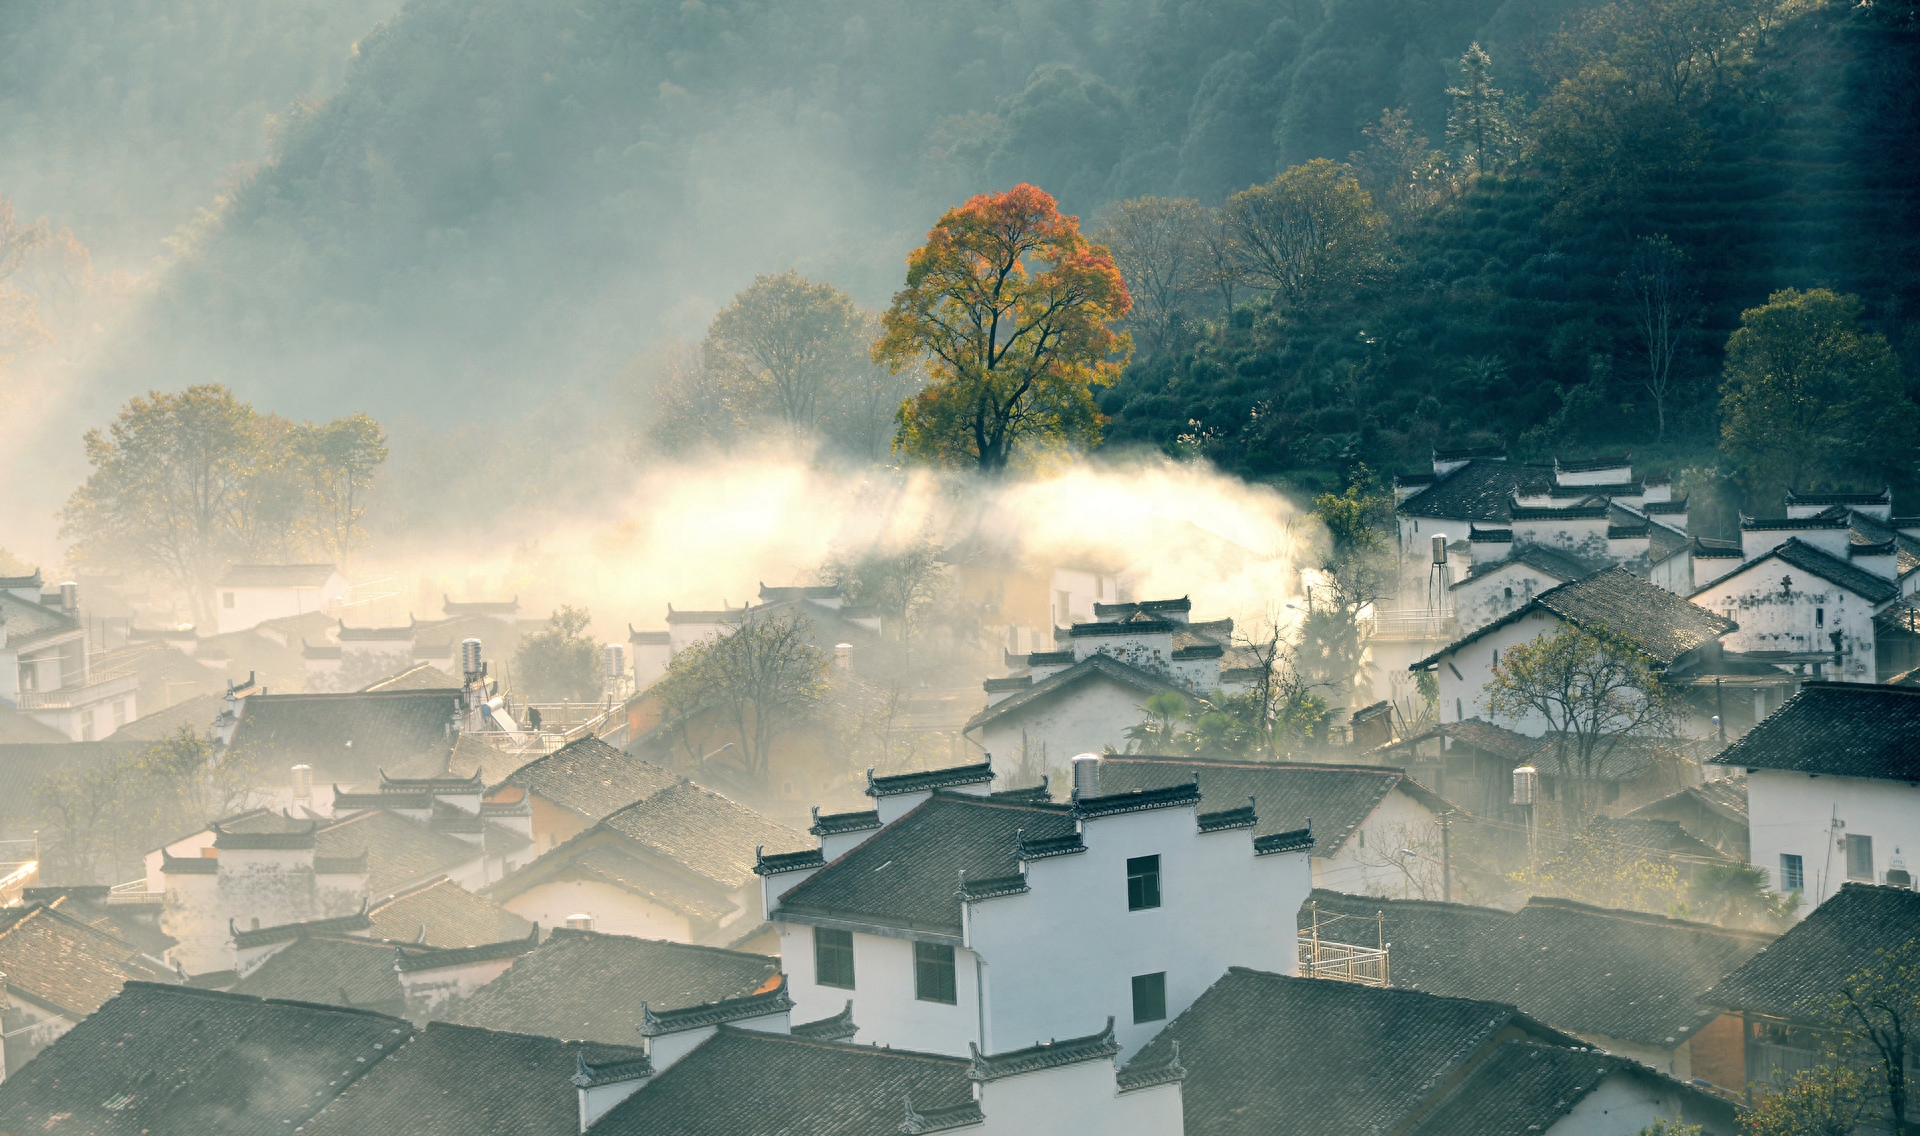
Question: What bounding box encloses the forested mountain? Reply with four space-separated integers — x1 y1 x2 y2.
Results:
89 0 1590 417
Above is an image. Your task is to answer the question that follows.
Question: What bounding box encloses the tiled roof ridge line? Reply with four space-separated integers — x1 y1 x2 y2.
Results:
1072 778 1203 820
392 923 541 972
967 1016 1120 1082
1108 754 1412 778
1115 1040 1187 1092
708 1022 971 1064
639 976 794 1036
571 1046 655 1087
900 1095 987 1133
1520 894 1776 940
112 979 414 1022
368 874 455 910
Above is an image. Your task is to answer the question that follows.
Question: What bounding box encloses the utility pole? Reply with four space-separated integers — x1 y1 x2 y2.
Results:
1439 812 1453 902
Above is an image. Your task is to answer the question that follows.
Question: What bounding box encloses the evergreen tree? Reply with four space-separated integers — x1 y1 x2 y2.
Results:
1447 43 1514 173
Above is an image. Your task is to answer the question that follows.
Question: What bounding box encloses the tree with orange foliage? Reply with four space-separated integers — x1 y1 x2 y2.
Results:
875 184 1131 474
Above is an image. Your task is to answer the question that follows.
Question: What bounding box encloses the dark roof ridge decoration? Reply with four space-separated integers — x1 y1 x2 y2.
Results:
1468 526 1512 542
1519 895 1773 942
333 788 430 811
867 760 995 798
1435 443 1508 461
1016 828 1086 860
1740 512 1850 530
1069 618 1182 637
966 653 1185 731
1547 481 1643 498
983 675 1033 693
1196 797 1258 833
1171 643 1225 660
1694 537 1900 605
572 1048 655 1087
1643 498 1689 513
392 923 541 972
213 820 318 850
755 846 827 876
1094 597 1193 618
956 870 1030 902
790 1000 859 1041
160 851 220 874
1608 524 1649 539
967 1016 1119 1082
1853 537 1899 555
1555 454 1631 473
1710 681 1920 781
989 780 1052 804
810 806 882 837
900 1096 987 1134
380 768 484 790
1254 826 1314 856
1508 500 1611 520
230 901 373 948
1072 778 1202 820
1023 650 1074 666
1115 1040 1187 1092
1786 487 1892 506
115 977 410 1022
639 975 792 1036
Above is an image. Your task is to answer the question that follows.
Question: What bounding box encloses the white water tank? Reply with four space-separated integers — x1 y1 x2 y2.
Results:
1511 765 1538 807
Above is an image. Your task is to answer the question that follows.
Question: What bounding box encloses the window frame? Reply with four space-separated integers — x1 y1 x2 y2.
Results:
1131 971 1168 1024
1780 853 1804 892
1846 833 1875 881
1126 854 1161 912
813 927 855 990
913 941 957 1005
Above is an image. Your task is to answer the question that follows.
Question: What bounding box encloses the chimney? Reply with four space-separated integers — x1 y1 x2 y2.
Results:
1071 753 1100 800
834 643 853 671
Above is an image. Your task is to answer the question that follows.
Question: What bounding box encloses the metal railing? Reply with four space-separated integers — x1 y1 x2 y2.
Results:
1299 933 1391 986
16 665 141 710
1364 608 1458 642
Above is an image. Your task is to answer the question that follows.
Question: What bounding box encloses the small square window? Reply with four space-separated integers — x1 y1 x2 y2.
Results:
1816 608 1825 628
223 592 235 609
1127 855 1161 912
814 928 855 989
1847 834 1874 881
1780 853 1804 892
914 941 956 1004
1132 972 1167 1023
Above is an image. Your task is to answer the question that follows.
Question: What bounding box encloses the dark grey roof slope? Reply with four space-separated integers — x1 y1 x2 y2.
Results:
301 1021 647 1136
965 653 1179 730
1398 460 1552 522
452 928 779 1045
228 935 414 1014
1302 891 1769 1047
500 736 679 820
228 690 460 783
1417 569 1734 670
1098 757 1455 857
367 876 533 947
1712 682 1920 782
1697 537 1900 605
777 793 1076 936
590 1027 974 1136
0 982 408 1134
1406 1042 1729 1136
1706 883 1920 1022
1459 543 1605 586
1119 967 1579 1136
317 808 482 893
600 780 808 889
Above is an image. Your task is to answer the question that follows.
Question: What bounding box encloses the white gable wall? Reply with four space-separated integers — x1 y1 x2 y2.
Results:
1739 767 1920 910
1312 786 1445 897
977 676 1166 785
977 1055 1184 1136
1550 1071 1729 1136
497 876 694 942
213 573 347 636
1452 563 1568 634
777 921 982 1055
1692 563 1877 682
1430 611 1565 736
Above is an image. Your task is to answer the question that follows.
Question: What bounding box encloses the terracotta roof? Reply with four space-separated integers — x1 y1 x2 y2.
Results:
1712 682 1920 781
301 1020 644 1136
1706 883 1920 1022
367 877 532 947
589 1027 974 1136
0 982 408 1133
499 736 679 820
452 928 779 1046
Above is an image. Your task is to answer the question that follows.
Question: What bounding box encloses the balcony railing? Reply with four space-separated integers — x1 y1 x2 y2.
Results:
15 666 141 710
1364 608 1459 642
1298 933 1391 987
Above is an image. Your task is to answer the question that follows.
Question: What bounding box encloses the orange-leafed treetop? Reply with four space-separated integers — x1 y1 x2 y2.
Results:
874 184 1131 474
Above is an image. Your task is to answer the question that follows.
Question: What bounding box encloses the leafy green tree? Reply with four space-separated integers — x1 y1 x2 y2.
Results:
1529 62 1705 226
1348 108 1455 222
1485 624 1681 819
1720 288 1915 497
652 609 829 784
1832 940 1920 1135
1093 196 1211 353
1743 1066 1868 1136
704 270 867 438
1223 160 1388 309
515 606 603 703
1680 860 1801 930
296 411 388 561
1446 44 1517 174
1301 465 1395 701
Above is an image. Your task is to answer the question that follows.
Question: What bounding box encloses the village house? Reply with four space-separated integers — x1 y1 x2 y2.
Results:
1710 681 1920 905
0 983 413 1132
938 533 1125 662
304 599 521 693
0 901 175 1074
1626 779 1751 861
487 779 807 945
1119 966 1738 1136
761 757 1313 1059
211 563 348 636
1298 890 1767 1086
364 874 533 947
0 572 141 741
965 597 1262 782
220 686 465 791
1703 882 1920 1096
224 918 538 1019
451 926 781 1044
493 736 683 851
1094 756 1464 897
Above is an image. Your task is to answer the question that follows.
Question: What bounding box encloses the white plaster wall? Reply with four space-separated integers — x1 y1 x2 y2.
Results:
979 678 1166 784
632 643 672 691
215 578 345 636
1651 552 1692 596
646 1008 790 1071
498 877 693 942
968 805 1310 1057
1693 568 1877 682
978 1057 1183 1136
1742 529 1850 562
1453 563 1565 633
778 921 982 1056
1551 1072 1728 1136
1741 768 1920 909
1431 611 1563 735
1312 787 1444 897
1510 518 1609 560
161 872 227 974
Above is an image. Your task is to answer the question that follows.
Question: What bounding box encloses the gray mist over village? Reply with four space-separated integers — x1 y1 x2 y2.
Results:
0 0 1917 1133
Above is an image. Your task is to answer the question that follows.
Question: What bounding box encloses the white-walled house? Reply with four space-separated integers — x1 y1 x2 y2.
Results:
1414 568 1735 736
212 564 348 635
759 758 1314 1060
0 571 140 740
1711 681 1920 910
1692 535 1900 684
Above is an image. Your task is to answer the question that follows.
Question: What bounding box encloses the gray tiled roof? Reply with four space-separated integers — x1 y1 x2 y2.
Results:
1460 543 1605 586
317 808 483 894
1711 682 1920 782
500 736 679 820
301 1021 646 1136
1398 460 1553 522
1119 967 1579 1136
0 982 408 1134
1417 569 1734 670
777 793 1076 935
366 876 533 947
1702 537 1900 605
228 690 460 784
601 780 808 890
1706 883 1920 1022
1098 757 1455 856
1404 1042 1724 1136
228 935 417 1014
360 663 458 692
452 928 779 1046
590 1027 974 1136
0 904 174 1017
1302 891 1770 1047
964 653 1180 730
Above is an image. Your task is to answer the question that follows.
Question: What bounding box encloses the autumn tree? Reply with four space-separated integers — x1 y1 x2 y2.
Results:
1092 196 1210 352
704 270 868 437
1300 465 1396 700
514 606 603 703
1621 235 1693 441
1447 44 1517 174
297 412 388 560
652 609 829 784
1720 288 1915 497
1743 1067 1868 1136
1348 108 1456 222
877 184 1132 473
1222 160 1388 309
1484 623 1681 819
